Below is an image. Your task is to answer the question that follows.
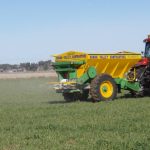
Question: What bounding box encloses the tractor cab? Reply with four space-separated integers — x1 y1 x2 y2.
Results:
144 35 150 58
137 35 150 66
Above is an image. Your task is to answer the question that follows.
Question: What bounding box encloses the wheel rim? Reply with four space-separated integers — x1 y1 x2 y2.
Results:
100 81 113 99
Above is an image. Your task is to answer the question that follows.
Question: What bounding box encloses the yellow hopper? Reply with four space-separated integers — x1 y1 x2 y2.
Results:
55 51 142 79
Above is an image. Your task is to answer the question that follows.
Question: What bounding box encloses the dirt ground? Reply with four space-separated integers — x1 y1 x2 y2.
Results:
0 71 57 79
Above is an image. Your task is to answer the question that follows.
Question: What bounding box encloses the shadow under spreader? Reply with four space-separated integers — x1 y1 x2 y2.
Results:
46 98 93 104
47 100 69 104
115 93 150 101
46 94 150 104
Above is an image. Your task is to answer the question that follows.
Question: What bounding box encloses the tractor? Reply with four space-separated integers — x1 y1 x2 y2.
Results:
127 35 150 96
52 35 150 102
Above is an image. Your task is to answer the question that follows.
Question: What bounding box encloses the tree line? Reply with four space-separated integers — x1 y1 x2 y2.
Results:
0 60 52 72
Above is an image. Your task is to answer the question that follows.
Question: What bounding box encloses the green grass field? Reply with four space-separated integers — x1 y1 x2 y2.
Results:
0 77 150 150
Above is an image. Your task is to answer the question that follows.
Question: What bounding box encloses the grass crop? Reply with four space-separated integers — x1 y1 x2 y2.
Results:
0 77 150 150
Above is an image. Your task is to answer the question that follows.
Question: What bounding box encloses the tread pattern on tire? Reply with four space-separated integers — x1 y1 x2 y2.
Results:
90 74 117 101
63 90 89 102
79 90 89 101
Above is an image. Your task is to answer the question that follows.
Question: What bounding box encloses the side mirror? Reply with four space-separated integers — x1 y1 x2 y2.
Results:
141 51 144 56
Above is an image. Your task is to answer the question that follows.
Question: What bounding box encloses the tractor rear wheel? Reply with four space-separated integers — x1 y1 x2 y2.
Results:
90 74 117 101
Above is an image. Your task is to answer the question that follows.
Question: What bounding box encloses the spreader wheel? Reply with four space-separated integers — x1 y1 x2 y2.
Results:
63 93 78 102
79 90 89 101
90 74 117 101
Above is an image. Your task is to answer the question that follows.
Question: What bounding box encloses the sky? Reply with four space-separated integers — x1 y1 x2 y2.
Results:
0 0 150 64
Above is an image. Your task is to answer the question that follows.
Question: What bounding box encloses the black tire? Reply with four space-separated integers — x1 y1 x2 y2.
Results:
130 90 144 97
90 74 117 101
63 93 78 102
79 90 89 101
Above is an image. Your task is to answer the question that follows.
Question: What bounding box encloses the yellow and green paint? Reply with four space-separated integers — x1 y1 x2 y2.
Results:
52 51 142 95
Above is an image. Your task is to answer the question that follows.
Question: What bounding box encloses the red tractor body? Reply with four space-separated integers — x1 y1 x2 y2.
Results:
128 35 150 96
137 58 149 66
